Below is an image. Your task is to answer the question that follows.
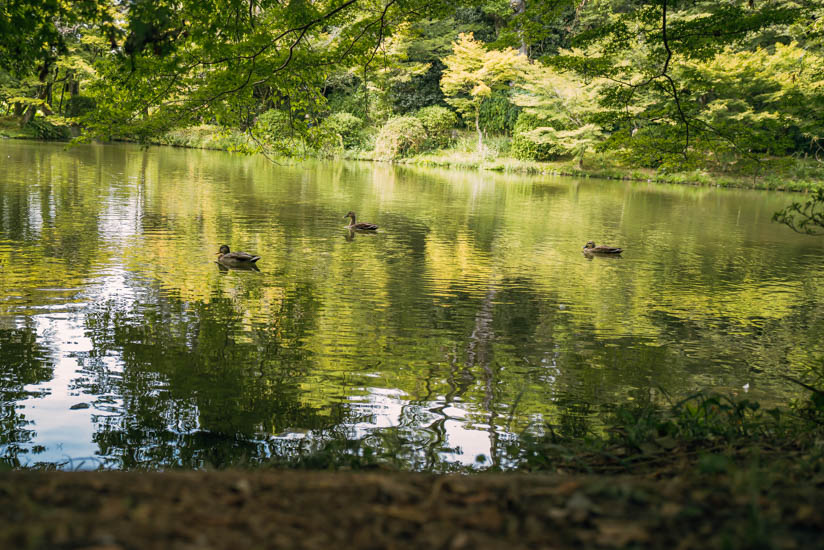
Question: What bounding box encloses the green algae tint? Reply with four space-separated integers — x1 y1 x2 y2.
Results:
0 140 822 469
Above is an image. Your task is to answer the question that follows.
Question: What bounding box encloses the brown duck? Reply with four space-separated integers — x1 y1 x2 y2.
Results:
344 211 378 230
583 241 623 255
216 245 261 266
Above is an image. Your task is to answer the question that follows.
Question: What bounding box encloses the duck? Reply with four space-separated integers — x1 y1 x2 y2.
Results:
216 245 261 266
582 241 623 254
344 211 378 230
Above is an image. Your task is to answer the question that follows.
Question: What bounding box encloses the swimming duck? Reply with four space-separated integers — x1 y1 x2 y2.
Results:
582 241 623 254
216 245 261 266
344 211 378 230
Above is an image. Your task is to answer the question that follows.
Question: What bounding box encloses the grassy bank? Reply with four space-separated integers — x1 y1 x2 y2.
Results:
400 150 824 192
0 116 37 139
5 118 824 192
154 125 824 192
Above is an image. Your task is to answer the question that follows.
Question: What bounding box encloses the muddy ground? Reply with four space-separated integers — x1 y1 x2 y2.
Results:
0 470 821 550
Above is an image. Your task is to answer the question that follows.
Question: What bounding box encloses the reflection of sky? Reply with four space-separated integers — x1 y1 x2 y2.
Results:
348 388 494 468
19 315 100 466
15 182 141 467
2 140 824 470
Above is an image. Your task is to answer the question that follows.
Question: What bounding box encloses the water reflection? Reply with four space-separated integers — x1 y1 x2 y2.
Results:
0 140 822 469
0 324 53 467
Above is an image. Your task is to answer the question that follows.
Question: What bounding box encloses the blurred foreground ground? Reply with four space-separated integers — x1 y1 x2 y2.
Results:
0 470 821 550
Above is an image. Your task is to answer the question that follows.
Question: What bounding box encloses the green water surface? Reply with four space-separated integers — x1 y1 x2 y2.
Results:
0 140 822 469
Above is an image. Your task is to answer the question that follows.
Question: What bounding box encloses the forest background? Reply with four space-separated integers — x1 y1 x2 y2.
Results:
2 0 824 190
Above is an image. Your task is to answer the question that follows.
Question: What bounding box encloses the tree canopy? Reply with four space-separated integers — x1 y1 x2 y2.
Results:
1 0 823 177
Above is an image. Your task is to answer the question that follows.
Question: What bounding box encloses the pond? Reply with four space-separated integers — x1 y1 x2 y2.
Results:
0 140 822 470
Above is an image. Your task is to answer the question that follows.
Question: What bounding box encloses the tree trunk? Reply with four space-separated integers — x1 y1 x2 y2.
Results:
58 82 66 114
475 109 483 156
20 61 54 126
577 153 584 169
510 0 528 56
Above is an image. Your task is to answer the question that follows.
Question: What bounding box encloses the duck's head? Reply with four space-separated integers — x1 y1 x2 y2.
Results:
343 211 355 219
584 241 596 249
218 245 230 255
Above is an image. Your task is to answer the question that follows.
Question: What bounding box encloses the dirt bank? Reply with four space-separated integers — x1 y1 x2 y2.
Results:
1 470 821 550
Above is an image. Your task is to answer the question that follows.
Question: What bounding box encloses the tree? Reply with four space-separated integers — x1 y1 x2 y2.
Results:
440 32 526 154
548 0 803 168
773 188 824 236
511 63 604 167
81 0 454 144
0 0 115 125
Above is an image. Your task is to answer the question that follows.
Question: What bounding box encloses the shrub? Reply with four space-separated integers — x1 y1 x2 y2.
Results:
252 109 313 156
159 125 253 152
322 112 364 149
510 113 560 161
415 106 458 148
478 91 521 135
64 95 96 118
374 116 427 160
26 116 72 140
255 109 292 137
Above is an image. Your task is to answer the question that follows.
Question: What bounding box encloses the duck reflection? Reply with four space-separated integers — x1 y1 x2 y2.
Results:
344 228 378 241
217 262 260 272
582 252 622 261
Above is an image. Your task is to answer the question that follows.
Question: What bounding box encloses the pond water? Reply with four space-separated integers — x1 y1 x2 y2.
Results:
0 140 822 470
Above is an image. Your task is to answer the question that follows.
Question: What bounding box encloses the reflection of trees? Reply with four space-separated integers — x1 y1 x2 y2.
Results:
0 325 53 466
75 283 352 468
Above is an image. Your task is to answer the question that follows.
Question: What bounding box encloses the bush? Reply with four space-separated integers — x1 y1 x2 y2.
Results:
374 116 427 160
252 109 314 156
478 91 521 135
511 113 560 161
64 95 96 118
255 109 293 137
390 63 446 114
159 125 253 152
415 106 458 148
322 112 364 149
26 116 72 140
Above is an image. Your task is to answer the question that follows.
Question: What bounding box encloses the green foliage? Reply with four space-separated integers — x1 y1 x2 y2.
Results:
64 95 96 118
79 0 454 142
158 125 253 152
0 0 113 77
374 116 427 160
25 116 71 141
390 63 446 115
415 105 458 148
325 73 368 120
3 0 821 176
547 1 810 170
773 188 824 236
477 91 520 135
322 112 365 150
440 32 527 151
511 389 824 474
249 109 314 156
387 11 499 115
511 113 560 161
511 63 605 165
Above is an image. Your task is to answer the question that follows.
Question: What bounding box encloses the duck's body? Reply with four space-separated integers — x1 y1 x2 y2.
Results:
583 241 623 255
217 245 261 266
344 211 378 230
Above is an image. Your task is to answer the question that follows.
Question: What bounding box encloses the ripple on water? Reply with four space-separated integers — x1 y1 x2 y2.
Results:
1 141 822 469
